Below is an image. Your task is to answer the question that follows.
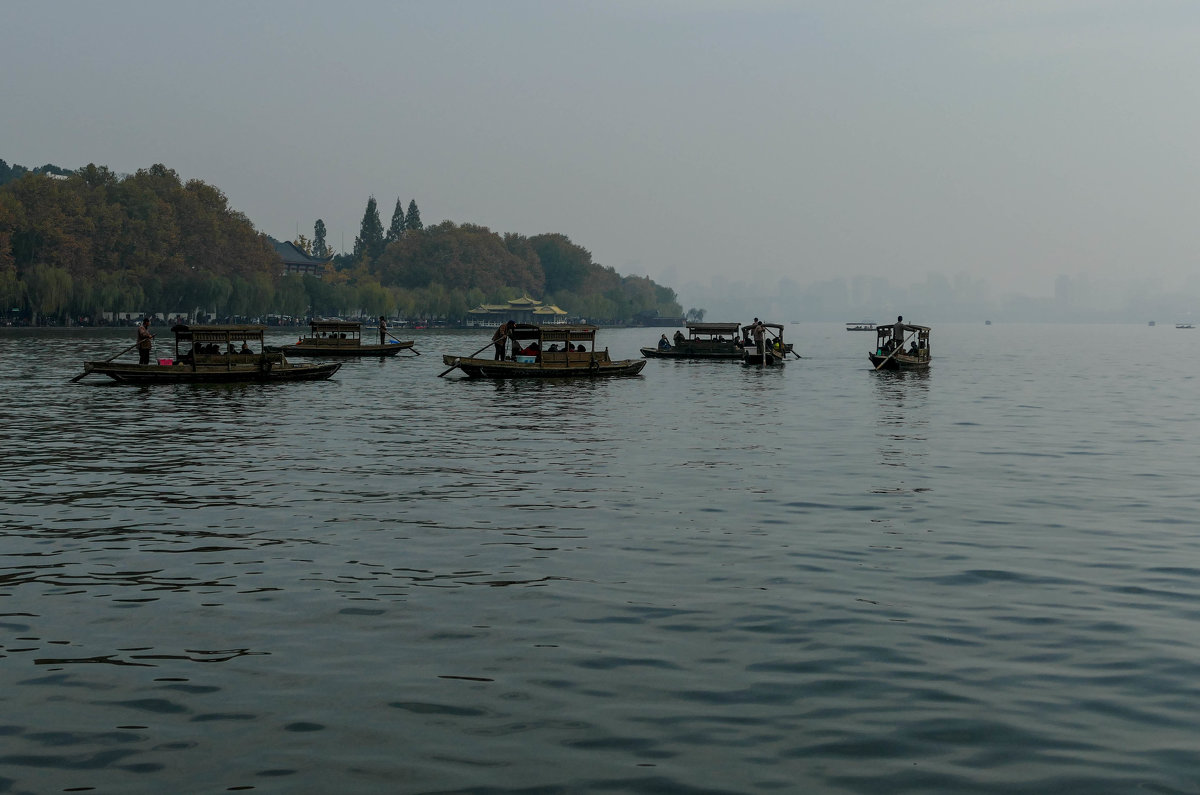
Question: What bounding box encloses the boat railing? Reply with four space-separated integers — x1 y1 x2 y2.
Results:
539 349 608 366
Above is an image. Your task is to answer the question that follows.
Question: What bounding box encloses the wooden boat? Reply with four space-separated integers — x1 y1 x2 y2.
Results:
441 323 645 379
742 322 790 366
281 321 415 357
77 325 341 384
869 323 931 371
640 322 744 359
845 321 876 331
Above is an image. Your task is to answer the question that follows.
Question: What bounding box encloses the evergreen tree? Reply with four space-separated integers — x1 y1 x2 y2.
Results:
404 199 422 232
352 196 385 260
386 197 405 243
313 219 328 258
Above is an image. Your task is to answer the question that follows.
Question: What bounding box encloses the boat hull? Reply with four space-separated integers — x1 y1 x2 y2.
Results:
868 352 930 371
443 355 645 379
742 351 786 366
83 361 342 383
281 341 411 357
640 346 744 360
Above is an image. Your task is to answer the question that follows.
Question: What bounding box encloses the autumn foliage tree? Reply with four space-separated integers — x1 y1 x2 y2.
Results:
0 158 684 325
1 163 279 323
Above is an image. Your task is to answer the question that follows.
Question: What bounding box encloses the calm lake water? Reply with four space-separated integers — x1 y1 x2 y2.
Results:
2 322 1199 794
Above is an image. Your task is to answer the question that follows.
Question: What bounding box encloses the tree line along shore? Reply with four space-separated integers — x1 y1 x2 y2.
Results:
0 159 687 327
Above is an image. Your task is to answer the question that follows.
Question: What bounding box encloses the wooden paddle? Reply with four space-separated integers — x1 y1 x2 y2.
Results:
69 337 149 382
438 340 495 377
873 330 909 370
388 332 420 354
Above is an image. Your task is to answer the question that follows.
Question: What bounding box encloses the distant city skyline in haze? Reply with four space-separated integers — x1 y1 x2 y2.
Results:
5 1 1200 316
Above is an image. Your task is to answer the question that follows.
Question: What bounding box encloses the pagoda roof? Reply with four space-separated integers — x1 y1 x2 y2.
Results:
270 238 332 267
467 297 567 315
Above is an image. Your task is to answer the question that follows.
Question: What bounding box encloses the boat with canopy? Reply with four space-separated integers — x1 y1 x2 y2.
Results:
74 324 342 384
440 323 645 379
869 323 931 371
640 322 745 359
280 320 416 357
741 322 791 366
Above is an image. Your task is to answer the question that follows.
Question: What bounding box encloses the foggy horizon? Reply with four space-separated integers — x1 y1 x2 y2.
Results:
6 2 1200 320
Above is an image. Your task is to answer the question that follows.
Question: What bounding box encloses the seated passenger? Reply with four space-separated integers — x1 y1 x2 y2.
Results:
241 341 252 354
548 343 559 352
576 344 586 352
658 334 671 350
673 330 685 346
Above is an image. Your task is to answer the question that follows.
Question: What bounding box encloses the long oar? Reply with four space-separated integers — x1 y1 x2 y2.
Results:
69 338 147 382
873 331 909 370
438 340 495 377
388 332 420 354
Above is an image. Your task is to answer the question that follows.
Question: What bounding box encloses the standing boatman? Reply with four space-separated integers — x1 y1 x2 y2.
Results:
136 317 154 365
752 319 765 357
892 315 906 351
492 320 515 360
378 315 388 346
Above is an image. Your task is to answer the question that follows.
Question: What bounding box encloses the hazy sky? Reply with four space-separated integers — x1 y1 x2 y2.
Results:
5 1 1200 305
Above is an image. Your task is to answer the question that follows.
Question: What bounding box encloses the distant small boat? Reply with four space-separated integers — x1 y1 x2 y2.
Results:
1177 323 1195 329
845 322 875 331
1149 321 1156 327
985 320 992 325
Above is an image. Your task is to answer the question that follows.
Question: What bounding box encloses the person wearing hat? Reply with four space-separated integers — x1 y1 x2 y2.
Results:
136 317 154 365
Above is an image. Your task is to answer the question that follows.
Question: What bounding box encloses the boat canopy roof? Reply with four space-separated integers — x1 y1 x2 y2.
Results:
170 324 266 342
508 323 597 343
310 321 362 333
686 322 741 335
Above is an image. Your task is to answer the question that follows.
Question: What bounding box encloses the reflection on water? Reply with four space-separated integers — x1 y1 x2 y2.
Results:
872 368 930 474
3 326 1200 793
